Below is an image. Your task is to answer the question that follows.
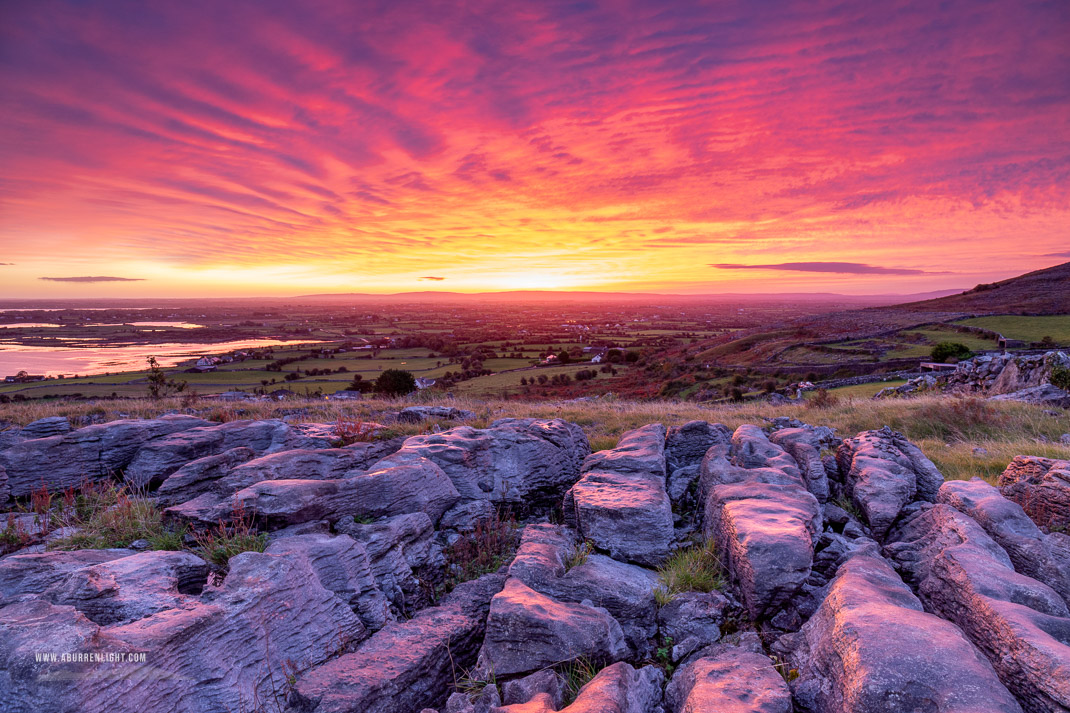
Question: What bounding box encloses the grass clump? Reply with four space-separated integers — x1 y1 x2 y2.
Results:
49 482 177 550
0 514 34 555
454 666 497 703
567 540 593 570
192 502 267 568
439 508 518 597
558 656 600 705
832 494 863 521
655 539 725 604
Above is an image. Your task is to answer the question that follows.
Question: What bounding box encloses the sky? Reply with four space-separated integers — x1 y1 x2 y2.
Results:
1 0 1068 298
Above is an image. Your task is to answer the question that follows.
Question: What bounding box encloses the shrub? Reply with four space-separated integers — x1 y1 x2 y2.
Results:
1051 364 1070 391
931 342 972 363
374 369 416 397
806 388 838 410
347 374 374 392
0 514 33 555
331 416 377 445
146 356 187 399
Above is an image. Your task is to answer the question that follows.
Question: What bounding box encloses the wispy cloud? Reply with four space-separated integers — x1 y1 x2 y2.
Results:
0 0 1066 294
39 276 145 282
710 262 944 276
1043 252 1070 258
418 276 446 281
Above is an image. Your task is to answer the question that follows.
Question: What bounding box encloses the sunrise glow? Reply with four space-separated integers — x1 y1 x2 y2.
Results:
1 0 1068 297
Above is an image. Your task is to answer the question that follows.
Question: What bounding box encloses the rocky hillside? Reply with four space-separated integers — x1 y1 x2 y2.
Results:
1 413 1068 712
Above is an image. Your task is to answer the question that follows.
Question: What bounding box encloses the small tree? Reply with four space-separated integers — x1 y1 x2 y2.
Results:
146 357 187 399
557 350 571 364
931 342 972 363
624 351 640 363
375 369 416 397
346 374 374 393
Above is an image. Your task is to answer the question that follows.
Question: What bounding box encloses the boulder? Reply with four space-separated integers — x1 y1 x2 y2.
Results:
44 550 207 626
378 419 589 505
475 578 629 678
174 457 460 531
666 464 699 504
999 456 1070 532
505 526 659 655
657 590 727 661
217 447 361 492
769 427 830 503
582 424 667 479
704 480 820 620
439 500 497 533
497 663 664 713
665 420 731 470
665 644 792 713
122 419 320 488
0 549 137 604
731 424 801 478
264 533 392 631
790 553 1021 713
20 416 72 439
154 447 256 506
335 512 444 616
398 406 477 423
989 384 1070 408
0 415 209 497
836 427 945 539
563 470 674 567
0 550 367 713
939 478 1070 606
500 669 566 708
288 573 506 713
697 444 803 502
885 504 1070 712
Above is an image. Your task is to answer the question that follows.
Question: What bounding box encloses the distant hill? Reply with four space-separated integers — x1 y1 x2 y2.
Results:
895 262 1070 314
292 288 963 306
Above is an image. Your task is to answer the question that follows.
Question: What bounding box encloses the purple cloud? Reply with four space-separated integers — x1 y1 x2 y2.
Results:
710 262 944 275
39 276 145 282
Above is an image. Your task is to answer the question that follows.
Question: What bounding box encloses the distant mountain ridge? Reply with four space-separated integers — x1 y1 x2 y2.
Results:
894 261 1070 314
292 288 963 305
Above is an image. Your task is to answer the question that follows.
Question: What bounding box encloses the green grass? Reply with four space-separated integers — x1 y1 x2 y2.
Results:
826 380 908 398
655 539 725 604
48 482 180 550
450 363 624 397
566 540 593 570
558 656 600 705
955 315 1070 344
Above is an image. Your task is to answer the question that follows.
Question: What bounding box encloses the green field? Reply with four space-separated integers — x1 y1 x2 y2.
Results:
955 315 1070 344
826 379 908 398
451 363 622 397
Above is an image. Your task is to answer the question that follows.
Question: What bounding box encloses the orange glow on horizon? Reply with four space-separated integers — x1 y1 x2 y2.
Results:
0 1 1067 298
